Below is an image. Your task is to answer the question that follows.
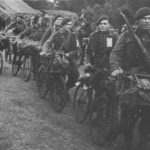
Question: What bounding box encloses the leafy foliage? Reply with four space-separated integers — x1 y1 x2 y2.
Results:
24 0 150 27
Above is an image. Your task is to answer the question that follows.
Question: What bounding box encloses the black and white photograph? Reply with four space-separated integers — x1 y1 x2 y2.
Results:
0 0 150 150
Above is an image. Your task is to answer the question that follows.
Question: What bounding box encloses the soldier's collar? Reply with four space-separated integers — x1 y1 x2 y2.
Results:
97 30 109 34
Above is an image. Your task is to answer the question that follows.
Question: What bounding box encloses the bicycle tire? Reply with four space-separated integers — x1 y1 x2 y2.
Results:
5 49 8 62
73 84 92 123
12 55 19 76
89 95 115 145
38 65 48 99
8 51 12 64
51 76 67 113
0 52 3 74
22 56 32 82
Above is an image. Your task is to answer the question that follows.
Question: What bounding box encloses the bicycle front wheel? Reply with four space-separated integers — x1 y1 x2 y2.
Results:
12 55 20 76
73 84 93 123
0 51 3 74
22 56 32 82
51 76 67 113
38 66 48 99
89 95 115 145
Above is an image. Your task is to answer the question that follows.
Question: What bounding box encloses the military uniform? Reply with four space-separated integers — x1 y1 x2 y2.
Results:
110 27 150 150
18 25 46 41
76 23 92 64
5 21 26 35
43 29 79 90
43 29 77 55
86 30 118 69
14 25 46 77
85 29 118 98
110 29 150 73
39 25 61 46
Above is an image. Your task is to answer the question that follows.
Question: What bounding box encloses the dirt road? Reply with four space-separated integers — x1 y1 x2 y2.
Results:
0 60 113 150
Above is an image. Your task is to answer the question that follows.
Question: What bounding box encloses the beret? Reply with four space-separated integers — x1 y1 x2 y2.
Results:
53 15 62 22
134 7 150 20
96 15 109 25
61 18 71 26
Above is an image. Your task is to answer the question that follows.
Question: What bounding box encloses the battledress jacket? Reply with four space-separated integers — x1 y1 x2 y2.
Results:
18 25 46 41
109 29 150 73
86 30 118 68
43 29 77 56
5 21 26 35
39 25 61 46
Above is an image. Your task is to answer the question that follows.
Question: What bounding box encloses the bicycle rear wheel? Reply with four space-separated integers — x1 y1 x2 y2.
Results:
89 95 115 145
0 52 3 74
73 84 92 123
51 76 67 113
22 56 32 82
38 66 48 99
5 48 12 64
12 55 20 76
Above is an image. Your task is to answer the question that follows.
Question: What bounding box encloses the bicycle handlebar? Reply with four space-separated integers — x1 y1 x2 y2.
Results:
115 72 150 90
84 65 109 74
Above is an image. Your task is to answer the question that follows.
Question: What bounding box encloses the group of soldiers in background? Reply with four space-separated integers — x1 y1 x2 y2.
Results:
0 6 150 150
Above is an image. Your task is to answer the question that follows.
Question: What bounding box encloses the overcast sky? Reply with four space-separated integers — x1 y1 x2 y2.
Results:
47 0 54 2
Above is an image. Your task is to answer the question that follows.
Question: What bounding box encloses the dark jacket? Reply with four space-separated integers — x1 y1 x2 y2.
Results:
86 30 118 68
39 25 61 46
5 21 26 35
43 29 77 56
76 24 92 44
18 25 46 41
110 29 150 73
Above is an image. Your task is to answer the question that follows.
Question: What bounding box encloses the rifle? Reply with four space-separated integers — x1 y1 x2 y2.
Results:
119 10 150 69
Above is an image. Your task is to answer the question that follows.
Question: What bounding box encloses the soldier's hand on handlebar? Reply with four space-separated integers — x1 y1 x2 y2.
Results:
85 63 92 67
65 53 69 57
111 68 123 77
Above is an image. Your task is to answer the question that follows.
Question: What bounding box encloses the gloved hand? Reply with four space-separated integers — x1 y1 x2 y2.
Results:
111 68 123 77
40 51 46 56
85 63 92 67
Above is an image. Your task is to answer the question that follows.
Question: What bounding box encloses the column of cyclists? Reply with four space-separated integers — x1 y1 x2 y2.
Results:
1 8 150 150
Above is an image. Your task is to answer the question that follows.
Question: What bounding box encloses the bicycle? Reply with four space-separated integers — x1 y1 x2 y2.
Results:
4 35 16 64
89 71 150 146
38 50 68 113
22 55 33 82
12 39 41 82
0 50 3 74
73 66 97 123
12 45 32 80
89 73 116 145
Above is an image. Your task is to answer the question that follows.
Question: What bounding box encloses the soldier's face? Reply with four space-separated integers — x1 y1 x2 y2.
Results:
99 20 110 31
55 17 63 26
17 16 22 22
64 21 72 31
30 17 34 24
138 15 150 30
38 17 43 26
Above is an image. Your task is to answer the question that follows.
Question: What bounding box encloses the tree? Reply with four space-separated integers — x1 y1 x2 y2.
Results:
67 0 86 12
54 0 68 10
